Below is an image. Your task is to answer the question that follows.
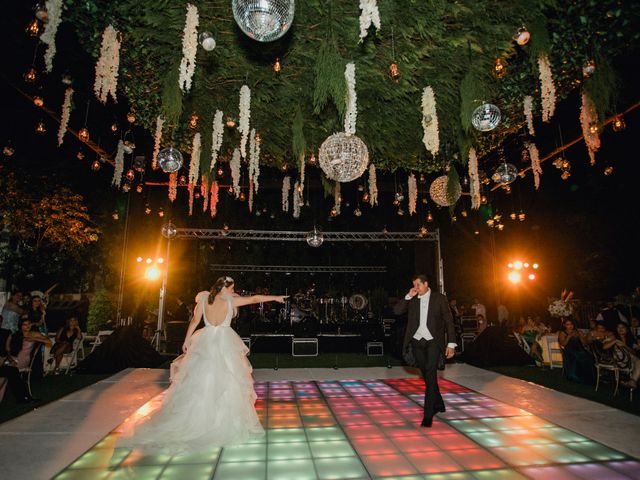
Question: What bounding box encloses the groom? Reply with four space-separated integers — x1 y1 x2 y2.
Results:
394 274 456 427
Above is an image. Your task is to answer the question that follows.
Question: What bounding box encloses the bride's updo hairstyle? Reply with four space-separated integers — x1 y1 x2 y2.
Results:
209 276 234 304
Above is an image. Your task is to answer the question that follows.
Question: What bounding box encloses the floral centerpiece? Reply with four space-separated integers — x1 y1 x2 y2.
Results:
548 290 574 318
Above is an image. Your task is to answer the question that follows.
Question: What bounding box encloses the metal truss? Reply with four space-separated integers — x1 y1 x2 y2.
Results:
209 264 387 273
174 228 439 242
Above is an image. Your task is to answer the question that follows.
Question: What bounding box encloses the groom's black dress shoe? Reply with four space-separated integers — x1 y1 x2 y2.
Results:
420 417 433 428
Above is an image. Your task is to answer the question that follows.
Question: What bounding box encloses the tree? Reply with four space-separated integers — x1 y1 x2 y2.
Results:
0 173 99 288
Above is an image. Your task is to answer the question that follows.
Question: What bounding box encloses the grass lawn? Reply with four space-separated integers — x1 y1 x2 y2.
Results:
485 365 640 416
0 373 110 425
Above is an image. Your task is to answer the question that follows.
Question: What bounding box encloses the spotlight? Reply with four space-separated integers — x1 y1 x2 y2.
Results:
136 257 143 263
528 273 536 280
146 258 153 264
513 261 523 270
532 263 539 269
508 271 522 284
145 266 161 281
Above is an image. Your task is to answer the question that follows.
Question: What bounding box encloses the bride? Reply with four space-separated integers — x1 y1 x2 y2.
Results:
119 276 287 452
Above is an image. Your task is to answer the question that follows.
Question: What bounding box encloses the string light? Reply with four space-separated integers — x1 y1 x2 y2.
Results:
78 127 90 143
24 67 37 83
189 114 199 130
494 58 506 78
35 119 46 134
612 116 626 132
273 57 281 74
26 19 40 37
225 116 236 128
127 111 136 123
91 160 101 171
33 96 44 107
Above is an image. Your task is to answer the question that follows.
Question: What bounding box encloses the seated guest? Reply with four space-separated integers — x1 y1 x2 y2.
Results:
596 301 628 331
614 322 640 356
27 295 47 334
593 322 640 389
476 314 487 334
1 292 25 334
558 318 595 384
50 316 83 373
6 319 52 370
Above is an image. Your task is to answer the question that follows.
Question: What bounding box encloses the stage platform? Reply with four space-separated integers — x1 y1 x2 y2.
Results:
1 364 639 480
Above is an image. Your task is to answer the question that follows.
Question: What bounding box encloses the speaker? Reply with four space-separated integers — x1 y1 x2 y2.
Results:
292 338 318 356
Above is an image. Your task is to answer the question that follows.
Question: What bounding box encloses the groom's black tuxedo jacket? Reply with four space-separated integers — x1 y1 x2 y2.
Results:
393 290 456 353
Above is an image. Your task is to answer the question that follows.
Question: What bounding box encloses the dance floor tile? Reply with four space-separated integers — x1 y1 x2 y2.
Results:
360 453 418 477
314 457 370 479
53 376 638 480
267 459 316 480
213 461 266 480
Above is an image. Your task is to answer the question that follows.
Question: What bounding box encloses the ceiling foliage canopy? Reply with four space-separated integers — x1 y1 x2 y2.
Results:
64 0 637 178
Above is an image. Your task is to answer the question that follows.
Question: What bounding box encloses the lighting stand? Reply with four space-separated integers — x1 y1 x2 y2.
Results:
151 238 171 352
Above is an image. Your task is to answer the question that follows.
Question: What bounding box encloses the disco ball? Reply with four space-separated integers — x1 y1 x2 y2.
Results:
157 147 183 173
319 132 369 183
161 222 177 239
471 103 501 132
232 0 295 42
492 162 518 185
429 175 461 207
306 227 324 248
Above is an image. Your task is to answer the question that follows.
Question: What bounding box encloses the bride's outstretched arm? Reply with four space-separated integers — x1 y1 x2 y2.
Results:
182 303 203 353
233 295 288 308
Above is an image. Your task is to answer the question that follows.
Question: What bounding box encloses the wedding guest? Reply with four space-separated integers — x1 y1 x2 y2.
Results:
594 322 640 388
497 303 509 325
596 301 628 331
558 318 594 384
476 314 487 333
49 316 82 373
171 297 190 323
6 319 52 370
1 292 25 333
471 298 486 319
614 322 640 355
27 295 47 333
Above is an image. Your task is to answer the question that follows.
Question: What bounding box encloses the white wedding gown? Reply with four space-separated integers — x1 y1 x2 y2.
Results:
119 292 264 452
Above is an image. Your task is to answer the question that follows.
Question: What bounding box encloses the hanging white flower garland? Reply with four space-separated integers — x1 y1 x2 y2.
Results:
358 0 381 40
468 147 481 210
41 0 63 73
94 25 121 104
249 128 261 194
538 54 556 122
151 116 164 170
344 63 357 135
523 95 535 136
299 155 306 196
112 140 125 188
202 178 209 213
408 173 417 215
334 182 341 215
230 148 241 199
189 132 201 186
248 179 254 213
282 176 291 212
210 181 219 217
293 181 302 219
527 142 542 189
57 87 73 146
210 110 224 171
179 4 199 92
580 92 600 165
368 163 378 206
421 86 440 156
238 85 251 158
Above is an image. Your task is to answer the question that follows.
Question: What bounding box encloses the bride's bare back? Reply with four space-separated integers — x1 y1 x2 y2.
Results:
203 299 231 326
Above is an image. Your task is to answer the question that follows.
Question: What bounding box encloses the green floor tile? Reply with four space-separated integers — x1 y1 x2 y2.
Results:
310 440 356 458
219 443 267 462
267 458 317 480
268 441 312 460
169 447 221 464
314 456 369 480
306 427 347 442
268 427 308 443
564 441 628 461
110 465 164 480
472 469 528 479
159 464 214 479
213 461 267 480
53 469 112 480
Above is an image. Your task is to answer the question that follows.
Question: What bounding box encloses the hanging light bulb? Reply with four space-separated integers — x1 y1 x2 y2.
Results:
497 223 505 231
112 211 119 220
33 96 44 107
494 58 506 78
486 218 495 227
418 226 428 237
35 119 46 134
78 127 90 143
61 73 73 85
518 211 526 221
179 174 187 184
589 122 599 134
111 122 119 133
308 152 317 166
582 59 596 78
255 132 262 144
552 157 564 169
228 186 234 194
225 116 236 128
461 209 468 218
510 212 517 220
480 195 488 204
26 19 40 37
189 114 199 130
126 111 136 123
217 167 224 177
330 206 338 217
561 170 571 180
194 191 201 199
419 173 426 184
121 183 131 193
136 184 143 193
388 63 400 81
239 191 246 201
612 116 626 132
362 191 370 203
76 151 85 161
3 144 15 157
273 57 281 74
427 211 434 222
421 198 428 205
603 165 614 176
281 163 289 172
158 209 165 218
392 198 400 207
223 223 230 234
451 215 457 223
24 67 37 83
353 207 362 217
123 140 135 154
145 206 152 215
91 159 101 171
34 2 48 21
198 31 216 51
513 26 530 45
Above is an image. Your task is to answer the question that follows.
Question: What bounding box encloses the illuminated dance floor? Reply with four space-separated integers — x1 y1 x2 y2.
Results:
54 377 640 479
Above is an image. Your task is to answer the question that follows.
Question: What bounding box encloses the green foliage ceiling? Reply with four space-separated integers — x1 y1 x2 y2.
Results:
65 0 639 174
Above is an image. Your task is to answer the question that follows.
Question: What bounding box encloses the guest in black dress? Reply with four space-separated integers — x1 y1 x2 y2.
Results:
50 316 82 373
558 318 595 384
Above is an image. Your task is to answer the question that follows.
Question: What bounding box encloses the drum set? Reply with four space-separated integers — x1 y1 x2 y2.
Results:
253 288 373 327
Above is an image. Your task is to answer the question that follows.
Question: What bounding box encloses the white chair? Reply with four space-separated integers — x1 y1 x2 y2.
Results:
90 330 113 352
59 338 83 374
545 335 563 370
19 349 39 398
513 332 530 354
